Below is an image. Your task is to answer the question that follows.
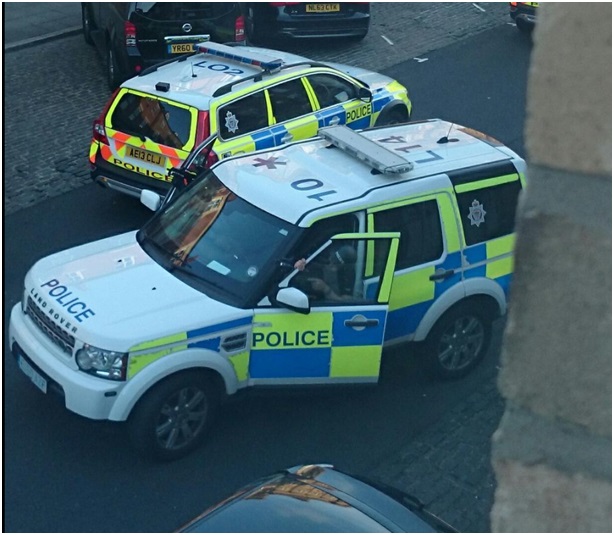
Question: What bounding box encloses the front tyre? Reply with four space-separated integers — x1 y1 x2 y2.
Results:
375 106 408 127
128 372 219 461
82 4 94 45
425 303 492 379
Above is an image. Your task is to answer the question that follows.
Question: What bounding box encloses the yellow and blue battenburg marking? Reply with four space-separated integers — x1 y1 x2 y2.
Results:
128 316 252 379
463 235 515 296
250 309 387 379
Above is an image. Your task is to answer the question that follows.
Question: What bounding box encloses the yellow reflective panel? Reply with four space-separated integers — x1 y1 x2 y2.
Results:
215 135 257 159
388 268 435 311
330 345 381 377
229 350 250 382
486 234 516 278
378 237 399 303
453 173 519 194
128 332 188 379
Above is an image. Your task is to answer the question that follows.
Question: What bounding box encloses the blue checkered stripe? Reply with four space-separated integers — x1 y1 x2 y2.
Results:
186 316 252 351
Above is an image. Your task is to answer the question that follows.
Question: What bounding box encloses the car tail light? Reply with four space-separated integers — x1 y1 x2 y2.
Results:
124 21 137 47
195 111 210 144
92 88 120 145
235 14 246 42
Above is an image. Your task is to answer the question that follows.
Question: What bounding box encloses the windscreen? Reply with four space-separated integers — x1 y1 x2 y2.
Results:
139 173 298 306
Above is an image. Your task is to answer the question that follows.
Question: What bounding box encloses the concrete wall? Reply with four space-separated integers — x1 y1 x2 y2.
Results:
491 3 612 532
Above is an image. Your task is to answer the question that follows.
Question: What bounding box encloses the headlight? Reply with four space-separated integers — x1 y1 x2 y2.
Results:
76 344 128 381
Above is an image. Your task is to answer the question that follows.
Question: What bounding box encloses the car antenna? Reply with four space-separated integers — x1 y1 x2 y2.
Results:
191 62 197 78
437 121 456 144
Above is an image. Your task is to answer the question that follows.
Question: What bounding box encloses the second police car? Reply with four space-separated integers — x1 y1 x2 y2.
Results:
11 120 525 461
89 41 412 198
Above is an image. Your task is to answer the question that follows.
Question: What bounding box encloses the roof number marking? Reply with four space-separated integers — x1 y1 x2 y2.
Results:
193 60 245 76
377 136 444 164
291 178 337 202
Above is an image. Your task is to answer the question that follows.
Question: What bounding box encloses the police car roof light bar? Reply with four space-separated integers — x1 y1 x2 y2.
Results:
319 125 414 175
196 42 283 73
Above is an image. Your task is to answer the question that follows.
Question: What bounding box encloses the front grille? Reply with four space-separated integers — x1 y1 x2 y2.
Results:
26 297 75 355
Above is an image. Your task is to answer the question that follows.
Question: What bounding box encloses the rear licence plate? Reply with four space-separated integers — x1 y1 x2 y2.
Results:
306 3 340 13
127 146 166 167
168 42 196 54
18 355 48 394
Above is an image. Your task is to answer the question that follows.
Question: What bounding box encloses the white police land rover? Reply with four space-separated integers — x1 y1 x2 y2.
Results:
10 120 526 461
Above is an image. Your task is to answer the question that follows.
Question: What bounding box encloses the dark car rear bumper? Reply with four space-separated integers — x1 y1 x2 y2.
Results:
268 10 369 39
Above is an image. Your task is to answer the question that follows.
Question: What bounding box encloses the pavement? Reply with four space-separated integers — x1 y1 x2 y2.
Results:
3 2 81 51
3 3 506 532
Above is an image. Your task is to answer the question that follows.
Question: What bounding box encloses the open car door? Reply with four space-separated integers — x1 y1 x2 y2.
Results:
250 232 400 385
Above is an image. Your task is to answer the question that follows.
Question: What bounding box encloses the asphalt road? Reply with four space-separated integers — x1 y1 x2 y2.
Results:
4 18 532 535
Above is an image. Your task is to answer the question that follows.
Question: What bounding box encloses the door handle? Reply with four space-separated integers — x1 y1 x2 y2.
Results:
344 318 379 328
329 116 341 126
281 133 293 144
429 268 455 282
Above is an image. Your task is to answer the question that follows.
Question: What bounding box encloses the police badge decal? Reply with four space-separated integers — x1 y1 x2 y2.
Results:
468 199 486 227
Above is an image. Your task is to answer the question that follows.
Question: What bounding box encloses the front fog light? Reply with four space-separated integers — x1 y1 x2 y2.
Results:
76 344 127 381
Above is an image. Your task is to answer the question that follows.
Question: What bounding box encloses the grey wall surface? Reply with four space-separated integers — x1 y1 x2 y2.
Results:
492 3 612 532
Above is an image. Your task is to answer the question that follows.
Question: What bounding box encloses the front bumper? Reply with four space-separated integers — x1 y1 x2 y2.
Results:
9 304 124 421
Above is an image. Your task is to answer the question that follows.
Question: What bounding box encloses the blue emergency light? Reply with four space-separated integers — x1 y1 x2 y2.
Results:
195 43 283 73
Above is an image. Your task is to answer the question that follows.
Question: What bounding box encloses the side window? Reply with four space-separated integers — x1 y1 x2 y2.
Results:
373 200 444 270
218 92 268 140
290 238 390 306
307 74 358 109
456 180 522 246
267 78 313 123
289 214 359 262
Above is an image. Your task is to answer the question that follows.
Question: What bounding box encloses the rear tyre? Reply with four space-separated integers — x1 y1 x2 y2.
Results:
424 302 492 379
106 44 121 90
246 7 263 45
127 371 219 461
82 4 94 45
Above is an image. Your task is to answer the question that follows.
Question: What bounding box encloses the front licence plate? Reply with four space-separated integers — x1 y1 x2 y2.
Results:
127 146 166 167
168 42 196 54
18 355 48 394
306 3 340 13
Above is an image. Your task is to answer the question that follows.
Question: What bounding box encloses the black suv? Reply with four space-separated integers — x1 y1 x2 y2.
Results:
82 2 246 90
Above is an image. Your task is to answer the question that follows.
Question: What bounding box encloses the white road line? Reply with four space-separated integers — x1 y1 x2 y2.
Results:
381 34 394 45
413 57 429 63
473 3 486 12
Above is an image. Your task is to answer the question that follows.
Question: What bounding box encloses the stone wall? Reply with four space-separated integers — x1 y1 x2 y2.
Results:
492 3 612 532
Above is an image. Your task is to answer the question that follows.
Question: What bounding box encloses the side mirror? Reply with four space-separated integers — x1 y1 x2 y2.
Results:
358 87 373 103
275 287 310 315
140 189 162 212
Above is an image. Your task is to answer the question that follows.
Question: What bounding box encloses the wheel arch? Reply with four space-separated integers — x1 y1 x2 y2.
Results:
108 348 238 422
375 99 410 125
413 278 506 342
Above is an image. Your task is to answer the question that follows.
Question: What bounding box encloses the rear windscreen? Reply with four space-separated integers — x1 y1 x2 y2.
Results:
134 3 237 20
110 92 192 149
